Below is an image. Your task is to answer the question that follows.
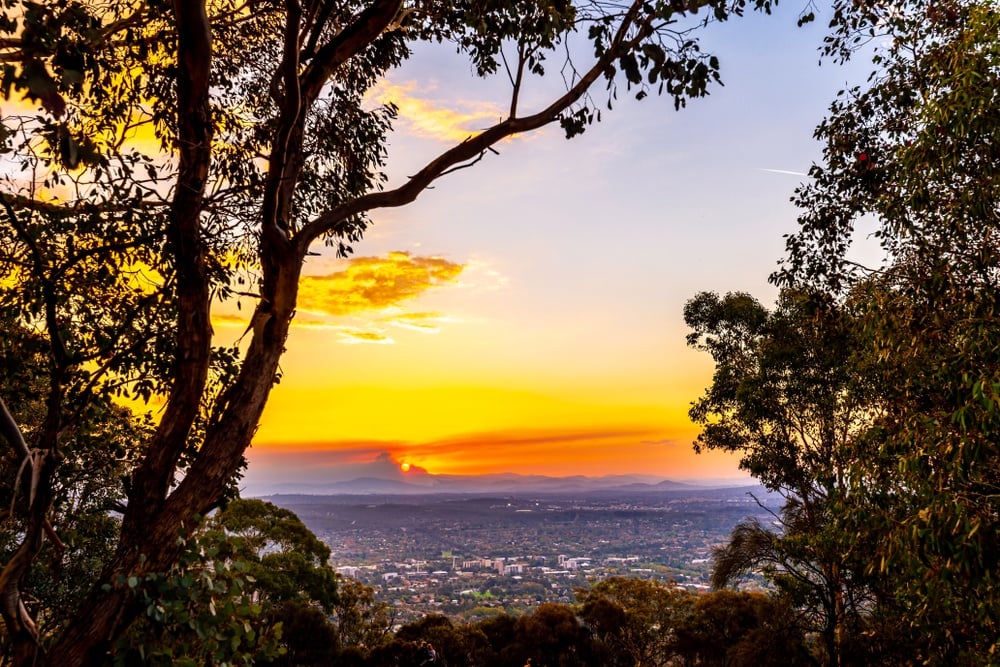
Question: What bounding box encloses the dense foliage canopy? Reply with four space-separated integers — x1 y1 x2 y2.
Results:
690 1 1000 664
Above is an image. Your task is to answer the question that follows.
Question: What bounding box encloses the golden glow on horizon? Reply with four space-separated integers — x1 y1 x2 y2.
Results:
255 384 677 441
400 462 411 472
244 265 732 479
249 379 738 480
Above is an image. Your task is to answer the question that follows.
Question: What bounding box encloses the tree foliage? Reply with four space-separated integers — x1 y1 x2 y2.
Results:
685 289 885 666
679 0 1000 663
116 498 364 666
113 532 283 667
307 581 813 667
0 0 781 662
685 290 870 498
773 0 1000 661
577 576 692 667
673 590 810 667
204 499 339 613
0 316 149 643
332 576 395 651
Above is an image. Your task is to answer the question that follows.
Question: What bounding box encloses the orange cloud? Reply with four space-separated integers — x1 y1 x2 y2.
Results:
368 81 504 143
211 253 463 341
297 251 464 317
408 428 663 472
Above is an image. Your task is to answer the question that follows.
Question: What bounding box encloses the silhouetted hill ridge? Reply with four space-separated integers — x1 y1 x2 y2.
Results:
254 471 754 496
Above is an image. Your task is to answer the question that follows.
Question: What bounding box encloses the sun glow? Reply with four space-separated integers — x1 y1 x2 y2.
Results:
400 462 411 473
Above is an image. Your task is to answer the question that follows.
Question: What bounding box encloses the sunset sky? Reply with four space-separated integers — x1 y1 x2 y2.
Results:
239 5 874 493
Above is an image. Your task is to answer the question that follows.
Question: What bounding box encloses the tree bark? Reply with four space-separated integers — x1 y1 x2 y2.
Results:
44 0 215 662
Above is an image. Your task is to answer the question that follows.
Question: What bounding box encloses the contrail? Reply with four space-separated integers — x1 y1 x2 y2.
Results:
759 167 808 176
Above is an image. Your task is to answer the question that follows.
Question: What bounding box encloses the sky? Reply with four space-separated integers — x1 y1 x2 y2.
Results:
238 4 875 493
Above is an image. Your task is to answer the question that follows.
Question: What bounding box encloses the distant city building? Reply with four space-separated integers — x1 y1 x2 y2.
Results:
606 556 640 564
462 558 492 570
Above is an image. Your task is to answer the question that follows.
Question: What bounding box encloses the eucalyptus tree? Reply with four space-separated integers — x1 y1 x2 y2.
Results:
0 0 783 663
672 590 810 667
775 0 1000 661
685 289 883 666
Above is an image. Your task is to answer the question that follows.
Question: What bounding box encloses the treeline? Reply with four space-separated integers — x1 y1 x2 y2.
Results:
333 585 809 667
93 498 883 667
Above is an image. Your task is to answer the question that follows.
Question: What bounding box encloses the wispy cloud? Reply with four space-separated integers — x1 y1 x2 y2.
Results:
298 251 465 317
380 312 457 333
432 427 659 450
407 428 662 465
368 81 505 143
640 438 684 448
336 328 395 345
459 259 509 292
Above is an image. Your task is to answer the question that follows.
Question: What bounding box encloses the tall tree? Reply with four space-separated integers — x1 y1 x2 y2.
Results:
120 499 352 666
0 0 782 663
775 0 1000 661
332 577 395 652
203 499 339 614
684 289 883 666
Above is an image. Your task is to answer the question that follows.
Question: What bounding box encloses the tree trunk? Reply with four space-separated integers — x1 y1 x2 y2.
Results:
45 259 300 666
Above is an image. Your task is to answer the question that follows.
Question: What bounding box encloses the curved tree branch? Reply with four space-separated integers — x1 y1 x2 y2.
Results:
296 0 648 253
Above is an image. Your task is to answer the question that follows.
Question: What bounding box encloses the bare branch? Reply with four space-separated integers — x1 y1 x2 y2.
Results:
437 149 492 178
0 397 29 462
0 192 167 218
42 518 66 553
509 43 528 118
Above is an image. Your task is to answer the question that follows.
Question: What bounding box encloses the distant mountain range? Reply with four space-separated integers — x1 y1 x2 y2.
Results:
249 471 753 496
